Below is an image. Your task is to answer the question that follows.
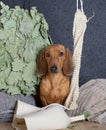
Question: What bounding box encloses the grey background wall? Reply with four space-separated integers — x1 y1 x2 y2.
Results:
1 0 106 85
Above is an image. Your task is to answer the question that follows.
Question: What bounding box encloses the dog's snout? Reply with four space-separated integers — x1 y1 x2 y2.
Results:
50 65 57 73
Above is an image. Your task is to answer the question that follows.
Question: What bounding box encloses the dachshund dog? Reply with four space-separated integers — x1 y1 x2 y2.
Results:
36 44 72 106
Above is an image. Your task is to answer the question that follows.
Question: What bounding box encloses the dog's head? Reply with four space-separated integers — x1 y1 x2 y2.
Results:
36 44 72 76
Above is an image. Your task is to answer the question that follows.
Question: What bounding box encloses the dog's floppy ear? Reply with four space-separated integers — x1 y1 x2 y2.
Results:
36 48 47 76
63 48 72 76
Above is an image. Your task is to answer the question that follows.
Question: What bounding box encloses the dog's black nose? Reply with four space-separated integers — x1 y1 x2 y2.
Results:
50 65 57 73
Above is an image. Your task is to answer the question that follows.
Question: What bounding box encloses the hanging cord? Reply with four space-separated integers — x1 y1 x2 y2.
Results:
76 0 78 10
65 0 94 109
76 0 84 12
87 12 95 22
80 0 84 12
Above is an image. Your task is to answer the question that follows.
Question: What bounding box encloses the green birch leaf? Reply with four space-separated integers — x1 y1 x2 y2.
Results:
5 43 19 59
0 44 5 56
22 43 35 62
36 13 43 22
0 80 7 90
0 16 7 24
0 29 13 40
12 59 26 71
19 20 34 35
4 19 16 30
41 17 48 30
30 7 37 18
0 1 9 13
0 68 10 79
6 71 21 85
22 62 36 83
0 69 10 90
32 23 40 38
22 84 35 95
16 32 24 40
7 85 21 95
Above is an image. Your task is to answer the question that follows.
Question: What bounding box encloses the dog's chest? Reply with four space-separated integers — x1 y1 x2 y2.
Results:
40 74 70 102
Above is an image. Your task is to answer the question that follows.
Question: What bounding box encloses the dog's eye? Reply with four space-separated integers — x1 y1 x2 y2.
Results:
59 52 64 57
45 52 50 57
